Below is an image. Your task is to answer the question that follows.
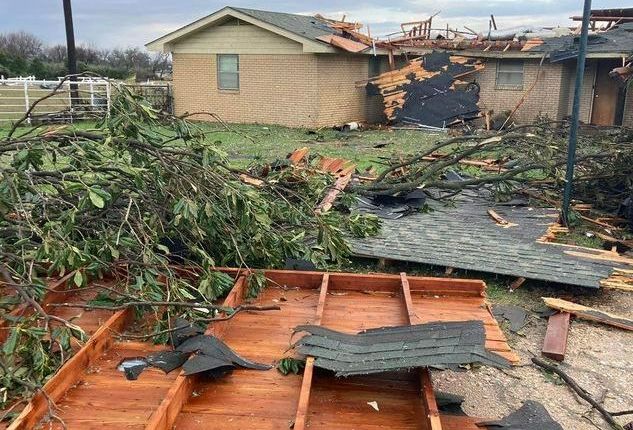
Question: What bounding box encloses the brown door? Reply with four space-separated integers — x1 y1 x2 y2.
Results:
591 60 621 126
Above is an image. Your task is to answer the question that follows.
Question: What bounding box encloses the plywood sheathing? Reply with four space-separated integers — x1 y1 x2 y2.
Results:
316 34 369 52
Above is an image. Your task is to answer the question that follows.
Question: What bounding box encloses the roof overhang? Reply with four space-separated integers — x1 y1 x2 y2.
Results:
145 7 337 54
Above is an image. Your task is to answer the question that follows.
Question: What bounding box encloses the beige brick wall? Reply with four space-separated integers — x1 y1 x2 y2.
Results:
473 59 566 123
624 87 633 128
172 53 319 127
563 61 597 123
316 54 384 126
173 52 384 127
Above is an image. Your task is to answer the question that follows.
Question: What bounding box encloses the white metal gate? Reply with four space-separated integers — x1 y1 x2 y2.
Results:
0 77 112 123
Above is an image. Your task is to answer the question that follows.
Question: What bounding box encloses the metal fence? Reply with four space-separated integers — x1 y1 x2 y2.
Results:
0 78 172 123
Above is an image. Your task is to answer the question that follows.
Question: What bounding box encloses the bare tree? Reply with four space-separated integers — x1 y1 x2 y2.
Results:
0 31 43 59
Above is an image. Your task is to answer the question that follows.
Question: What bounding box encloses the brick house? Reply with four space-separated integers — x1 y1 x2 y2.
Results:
147 7 633 128
146 7 386 127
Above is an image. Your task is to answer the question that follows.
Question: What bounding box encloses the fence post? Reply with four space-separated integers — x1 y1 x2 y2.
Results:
23 81 31 124
105 81 111 117
89 81 95 109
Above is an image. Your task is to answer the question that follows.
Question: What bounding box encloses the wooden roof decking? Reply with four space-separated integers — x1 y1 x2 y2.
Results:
7 269 517 430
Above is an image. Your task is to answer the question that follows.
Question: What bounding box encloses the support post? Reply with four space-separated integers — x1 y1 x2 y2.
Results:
294 273 329 430
561 0 592 225
63 0 79 107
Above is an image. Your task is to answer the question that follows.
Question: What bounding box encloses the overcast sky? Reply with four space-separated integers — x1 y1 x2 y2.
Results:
0 1 625 50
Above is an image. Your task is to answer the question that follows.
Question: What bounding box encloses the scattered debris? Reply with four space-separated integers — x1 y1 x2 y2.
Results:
293 321 511 377
542 297 633 331
355 189 427 219
477 400 563 430
366 401 380 411
487 209 516 227
541 312 571 362
492 304 528 333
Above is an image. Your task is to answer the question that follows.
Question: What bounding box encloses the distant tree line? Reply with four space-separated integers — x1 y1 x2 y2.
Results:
0 31 171 81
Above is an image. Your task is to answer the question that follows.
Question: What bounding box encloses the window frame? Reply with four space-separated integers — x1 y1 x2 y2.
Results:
495 60 524 90
217 54 240 90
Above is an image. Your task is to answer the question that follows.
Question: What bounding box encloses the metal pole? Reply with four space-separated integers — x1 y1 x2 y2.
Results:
63 0 79 106
561 0 592 226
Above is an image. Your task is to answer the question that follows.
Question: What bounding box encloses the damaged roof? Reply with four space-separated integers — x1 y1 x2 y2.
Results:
350 194 628 288
294 321 511 377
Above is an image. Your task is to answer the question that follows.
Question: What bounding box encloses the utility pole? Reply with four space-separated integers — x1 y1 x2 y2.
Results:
63 0 79 105
561 0 592 225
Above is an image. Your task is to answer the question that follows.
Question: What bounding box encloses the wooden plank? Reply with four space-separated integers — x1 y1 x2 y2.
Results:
144 276 247 430
400 273 442 430
315 173 352 214
542 297 633 331
294 273 329 430
216 267 486 295
542 312 571 361
8 307 133 430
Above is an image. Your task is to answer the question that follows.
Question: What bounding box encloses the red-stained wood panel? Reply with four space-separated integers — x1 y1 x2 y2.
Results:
173 287 319 429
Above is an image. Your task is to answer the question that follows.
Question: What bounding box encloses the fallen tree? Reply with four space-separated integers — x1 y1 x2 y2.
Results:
355 122 633 215
0 79 378 408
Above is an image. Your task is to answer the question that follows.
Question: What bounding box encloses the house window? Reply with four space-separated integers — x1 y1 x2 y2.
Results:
217 54 239 90
496 60 524 89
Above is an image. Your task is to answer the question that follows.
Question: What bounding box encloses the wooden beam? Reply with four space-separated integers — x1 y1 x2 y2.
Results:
144 275 247 430
400 273 442 430
542 312 571 361
543 297 633 331
8 307 133 430
294 273 329 430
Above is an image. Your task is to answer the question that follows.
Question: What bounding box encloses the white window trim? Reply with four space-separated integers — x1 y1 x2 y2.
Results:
217 54 239 90
495 60 524 90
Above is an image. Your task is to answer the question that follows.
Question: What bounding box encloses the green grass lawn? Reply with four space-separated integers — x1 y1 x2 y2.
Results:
0 120 441 171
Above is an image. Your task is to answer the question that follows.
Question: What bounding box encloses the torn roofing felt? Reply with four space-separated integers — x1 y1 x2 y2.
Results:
118 318 270 380
477 400 563 430
293 321 511 377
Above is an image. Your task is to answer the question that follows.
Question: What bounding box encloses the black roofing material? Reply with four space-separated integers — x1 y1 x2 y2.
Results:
293 321 511 377
118 319 270 380
356 189 427 219
386 52 482 128
177 334 271 372
349 193 625 288
492 305 528 333
477 400 563 430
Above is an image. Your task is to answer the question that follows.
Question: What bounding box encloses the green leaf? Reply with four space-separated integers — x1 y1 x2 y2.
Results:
88 190 105 208
2 328 19 355
73 271 83 287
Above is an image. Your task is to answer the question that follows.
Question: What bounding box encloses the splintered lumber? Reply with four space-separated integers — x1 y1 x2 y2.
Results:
542 297 633 331
315 173 352 214
601 268 633 291
542 312 571 361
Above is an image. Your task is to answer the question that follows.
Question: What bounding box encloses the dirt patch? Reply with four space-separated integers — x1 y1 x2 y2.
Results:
432 288 633 429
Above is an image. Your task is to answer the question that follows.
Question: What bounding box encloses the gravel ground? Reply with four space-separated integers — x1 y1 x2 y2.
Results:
432 288 633 430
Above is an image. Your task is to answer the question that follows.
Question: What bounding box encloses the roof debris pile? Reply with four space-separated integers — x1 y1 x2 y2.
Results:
365 52 484 128
293 321 511 377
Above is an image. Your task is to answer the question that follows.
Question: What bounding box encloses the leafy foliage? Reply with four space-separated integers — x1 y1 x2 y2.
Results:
0 83 377 407
277 357 306 375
